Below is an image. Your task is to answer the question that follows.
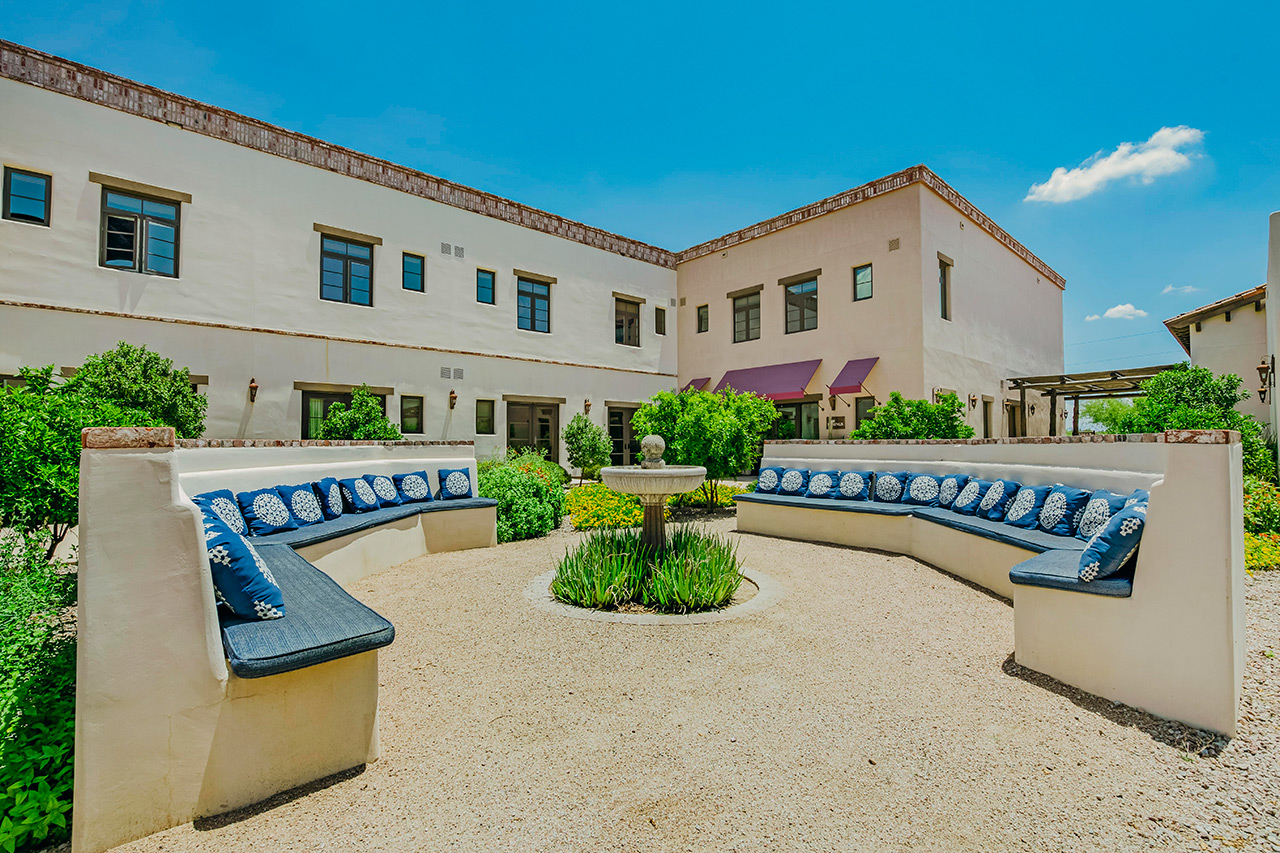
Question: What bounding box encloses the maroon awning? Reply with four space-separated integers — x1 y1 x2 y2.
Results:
713 359 822 401
682 377 711 392
828 357 879 396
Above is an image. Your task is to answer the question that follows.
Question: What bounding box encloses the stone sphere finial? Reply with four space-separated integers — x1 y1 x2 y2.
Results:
639 434 666 469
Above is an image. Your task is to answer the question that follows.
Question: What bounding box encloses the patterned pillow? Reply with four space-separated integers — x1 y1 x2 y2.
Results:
338 476 381 513
201 512 284 620
777 468 810 497
313 478 345 520
980 479 1022 522
192 489 248 536
1075 489 1129 541
903 473 943 507
363 473 404 508
1125 488 1151 508
438 467 473 500
756 466 787 495
275 482 325 527
833 470 873 501
1079 503 1147 581
951 478 991 515
1002 485 1052 529
394 471 435 504
873 471 909 503
235 487 299 536
937 475 970 509
1036 485 1091 536
804 470 840 499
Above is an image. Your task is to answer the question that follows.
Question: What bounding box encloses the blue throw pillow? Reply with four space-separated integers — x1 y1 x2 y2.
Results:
1075 489 1129 541
951 478 990 515
756 466 786 494
1079 503 1147 581
192 489 249 536
313 478 345 521
903 473 943 507
804 470 840 499
1002 485 1052 529
201 512 284 620
777 468 810 496
394 471 435 504
1036 485 1091 536
339 476 381 513
236 487 299 536
979 479 1022 521
276 482 325 527
438 467 473 500
873 471 909 503
1125 488 1150 508
833 470 873 501
364 473 403 508
938 475 970 508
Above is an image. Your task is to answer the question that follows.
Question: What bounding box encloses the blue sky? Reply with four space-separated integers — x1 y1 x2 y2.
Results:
4 1 1279 370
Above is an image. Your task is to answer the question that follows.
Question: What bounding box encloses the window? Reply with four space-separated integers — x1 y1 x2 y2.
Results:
476 399 495 434
853 264 872 301
517 278 550 332
772 402 819 440
320 236 374 306
939 258 952 320
3 168 51 226
696 304 709 333
733 292 760 343
507 401 559 462
476 269 495 304
301 390 386 438
402 253 424 292
615 298 640 346
100 189 179 277
855 396 877 428
400 395 423 433
655 306 666 336
784 279 818 334
982 399 993 439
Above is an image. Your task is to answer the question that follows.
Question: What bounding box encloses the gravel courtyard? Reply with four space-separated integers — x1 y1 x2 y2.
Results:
124 519 1279 852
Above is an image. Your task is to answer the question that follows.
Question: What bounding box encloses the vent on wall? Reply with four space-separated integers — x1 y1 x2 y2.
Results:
439 366 451 379
669 297 676 307
888 238 900 251
453 368 464 380
454 245 465 258
441 242 451 255
679 297 687 307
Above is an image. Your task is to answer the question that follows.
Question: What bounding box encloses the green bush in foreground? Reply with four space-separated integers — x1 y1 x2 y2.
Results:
477 448 566 542
551 525 743 614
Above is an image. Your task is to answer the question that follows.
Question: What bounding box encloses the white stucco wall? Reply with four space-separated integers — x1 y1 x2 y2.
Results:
1188 298 1269 426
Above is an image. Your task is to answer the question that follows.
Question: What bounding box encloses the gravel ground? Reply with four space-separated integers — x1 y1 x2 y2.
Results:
118 519 1279 852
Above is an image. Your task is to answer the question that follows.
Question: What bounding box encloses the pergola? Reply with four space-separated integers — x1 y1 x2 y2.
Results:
1006 364 1178 436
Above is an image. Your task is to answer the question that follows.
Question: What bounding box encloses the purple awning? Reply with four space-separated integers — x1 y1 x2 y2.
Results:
828 357 879 396
713 359 822 401
682 377 711 392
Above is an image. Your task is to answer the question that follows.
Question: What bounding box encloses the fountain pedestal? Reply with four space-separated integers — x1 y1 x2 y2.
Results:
599 435 707 552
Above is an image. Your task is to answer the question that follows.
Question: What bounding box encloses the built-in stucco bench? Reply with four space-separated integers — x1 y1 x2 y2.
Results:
257 497 496 549
1007 549 1132 598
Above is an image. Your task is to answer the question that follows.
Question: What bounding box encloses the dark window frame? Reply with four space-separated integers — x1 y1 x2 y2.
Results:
696 304 709 333
476 399 496 435
319 235 375 307
301 390 387 438
2 167 52 226
732 292 761 343
784 278 818 334
655 306 666 336
476 268 496 304
853 263 873 302
940 258 952 321
402 252 425 292
99 187 181 278
400 394 424 434
855 396 877 428
615 297 641 347
517 277 551 333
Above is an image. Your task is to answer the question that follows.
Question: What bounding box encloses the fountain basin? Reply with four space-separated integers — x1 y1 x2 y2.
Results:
600 464 707 500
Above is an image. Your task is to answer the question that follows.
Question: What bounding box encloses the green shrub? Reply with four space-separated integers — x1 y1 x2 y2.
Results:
65 341 207 439
549 528 647 608
643 526 743 612
1244 476 1280 534
850 391 975 440
1246 532 1280 571
315 385 402 441
668 481 749 509
563 413 612 484
477 448 565 542
0 530 76 852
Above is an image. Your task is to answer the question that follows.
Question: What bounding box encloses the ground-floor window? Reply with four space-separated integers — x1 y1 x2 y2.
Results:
854 396 876 429
476 399 495 435
400 395 423 434
302 389 385 438
507 402 559 462
772 401 819 440
982 399 993 438
608 406 640 465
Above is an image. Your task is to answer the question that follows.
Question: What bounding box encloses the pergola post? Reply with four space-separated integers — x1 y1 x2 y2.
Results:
1072 395 1080 435
1019 386 1026 437
1048 391 1057 437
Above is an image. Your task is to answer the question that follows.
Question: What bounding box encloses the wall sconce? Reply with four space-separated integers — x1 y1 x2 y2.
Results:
248 378 258 403
829 394 836 409
448 389 458 410
1029 403 1036 416
584 399 592 414
968 394 978 409
1258 356 1274 404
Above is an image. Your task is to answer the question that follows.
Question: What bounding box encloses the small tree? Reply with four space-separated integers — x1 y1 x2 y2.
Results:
1079 398 1134 433
631 388 779 507
850 391 975 440
563 413 612 484
66 341 208 438
315 385 402 440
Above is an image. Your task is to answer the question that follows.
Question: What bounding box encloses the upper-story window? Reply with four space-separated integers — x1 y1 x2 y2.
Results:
402 253 424 292
784 279 817 334
939 258 952 320
733 292 760 343
655 306 666 336
320 236 373 306
615 298 640 347
697 304 709 333
853 264 872 301
3 168 51 226
517 278 550 333
100 190 179 277
477 269 495 304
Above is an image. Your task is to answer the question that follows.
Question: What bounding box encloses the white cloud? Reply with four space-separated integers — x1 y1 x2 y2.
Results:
1025 126 1205 203
1085 303 1149 322
1162 284 1200 295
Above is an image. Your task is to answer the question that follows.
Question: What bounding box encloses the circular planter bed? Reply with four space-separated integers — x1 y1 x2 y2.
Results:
524 568 781 625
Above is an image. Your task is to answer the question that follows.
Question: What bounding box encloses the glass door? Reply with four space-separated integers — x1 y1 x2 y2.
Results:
608 407 639 465
509 402 560 462
771 401 819 440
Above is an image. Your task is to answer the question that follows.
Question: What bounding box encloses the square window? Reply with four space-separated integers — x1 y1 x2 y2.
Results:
3 168 51 226
476 399 495 435
853 264 872 301
655 306 666 336
784 279 817 334
99 187 181 277
615 298 640 347
402 253 424 292
477 269 495 304
400 395 424 433
319 235 376 306
696 304 709 333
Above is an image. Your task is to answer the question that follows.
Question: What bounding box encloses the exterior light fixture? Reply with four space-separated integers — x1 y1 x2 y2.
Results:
1029 403 1036 416
584 399 592 413
969 394 978 409
248 378 258 403
448 389 458 410
1259 356 1275 404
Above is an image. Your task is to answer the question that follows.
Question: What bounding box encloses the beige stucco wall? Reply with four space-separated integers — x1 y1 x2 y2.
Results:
1188 299 1269 425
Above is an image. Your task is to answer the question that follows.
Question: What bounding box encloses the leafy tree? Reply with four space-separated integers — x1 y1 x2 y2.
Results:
630 388 779 507
563 413 612 483
1079 398 1134 433
849 391 975 440
477 448 566 542
315 385 402 440
65 341 208 438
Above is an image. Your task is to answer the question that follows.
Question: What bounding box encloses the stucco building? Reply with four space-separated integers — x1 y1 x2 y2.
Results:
1164 284 1269 427
0 40 1063 460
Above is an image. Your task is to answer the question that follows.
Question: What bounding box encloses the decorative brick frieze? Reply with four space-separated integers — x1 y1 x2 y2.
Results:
176 439 475 448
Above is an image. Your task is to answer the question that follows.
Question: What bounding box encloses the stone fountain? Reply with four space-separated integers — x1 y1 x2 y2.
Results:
600 435 707 551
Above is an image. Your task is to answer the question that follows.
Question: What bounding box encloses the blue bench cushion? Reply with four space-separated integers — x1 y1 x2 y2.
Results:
256 497 498 548
219 545 395 677
912 507 1086 553
1009 549 1133 598
735 492 916 516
